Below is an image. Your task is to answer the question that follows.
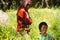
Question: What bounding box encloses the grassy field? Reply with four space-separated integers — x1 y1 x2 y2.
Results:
0 7 60 40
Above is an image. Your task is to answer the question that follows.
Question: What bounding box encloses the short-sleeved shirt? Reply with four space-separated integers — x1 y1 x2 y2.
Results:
38 34 51 40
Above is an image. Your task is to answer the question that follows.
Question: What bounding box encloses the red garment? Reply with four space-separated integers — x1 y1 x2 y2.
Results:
16 8 32 32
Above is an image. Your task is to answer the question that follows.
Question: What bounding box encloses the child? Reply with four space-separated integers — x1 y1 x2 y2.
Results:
38 22 55 40
16 0 32 34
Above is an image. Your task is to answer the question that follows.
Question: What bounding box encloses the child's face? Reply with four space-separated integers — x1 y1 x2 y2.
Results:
41 25 48 34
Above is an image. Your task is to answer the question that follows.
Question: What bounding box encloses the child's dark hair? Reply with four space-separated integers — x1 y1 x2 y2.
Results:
39 22 48 31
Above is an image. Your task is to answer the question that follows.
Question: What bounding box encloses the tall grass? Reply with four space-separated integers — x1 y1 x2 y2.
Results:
0 7 60 40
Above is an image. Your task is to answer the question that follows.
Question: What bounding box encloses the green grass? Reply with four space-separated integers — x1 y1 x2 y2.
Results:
0 7 60 40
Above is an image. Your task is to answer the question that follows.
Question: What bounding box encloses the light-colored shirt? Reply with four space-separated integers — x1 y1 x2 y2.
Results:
38 34 51 40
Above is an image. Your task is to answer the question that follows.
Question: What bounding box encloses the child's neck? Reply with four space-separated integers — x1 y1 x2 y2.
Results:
41 33 47 37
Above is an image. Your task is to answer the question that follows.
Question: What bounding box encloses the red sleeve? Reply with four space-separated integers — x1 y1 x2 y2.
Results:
17 9 25 19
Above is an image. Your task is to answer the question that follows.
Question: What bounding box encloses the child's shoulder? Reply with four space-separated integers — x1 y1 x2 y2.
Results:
38 34 42 40
38 34 42 39
47 34 51 38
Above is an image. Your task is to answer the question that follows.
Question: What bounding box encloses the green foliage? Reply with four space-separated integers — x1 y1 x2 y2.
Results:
29 8 60 40
0 7 60 40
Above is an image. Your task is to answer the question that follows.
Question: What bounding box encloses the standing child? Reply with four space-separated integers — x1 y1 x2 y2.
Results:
16 0 32 34
38 22 55 40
